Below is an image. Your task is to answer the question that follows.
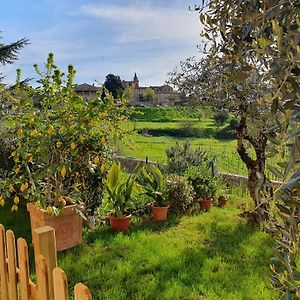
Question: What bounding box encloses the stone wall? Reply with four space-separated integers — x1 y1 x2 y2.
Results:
114 156 281 187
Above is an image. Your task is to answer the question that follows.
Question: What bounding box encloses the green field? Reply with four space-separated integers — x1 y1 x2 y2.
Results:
118 108 278 178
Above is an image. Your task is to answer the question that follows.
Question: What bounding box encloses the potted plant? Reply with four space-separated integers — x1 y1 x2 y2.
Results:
185 165 218 211
105 162 136 232
138 165 169 221
0 54 130 249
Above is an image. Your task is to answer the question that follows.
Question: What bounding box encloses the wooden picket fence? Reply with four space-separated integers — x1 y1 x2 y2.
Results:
0 224 92 300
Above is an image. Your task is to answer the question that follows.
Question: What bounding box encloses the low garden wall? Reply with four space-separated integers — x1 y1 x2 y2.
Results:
114 156 281 187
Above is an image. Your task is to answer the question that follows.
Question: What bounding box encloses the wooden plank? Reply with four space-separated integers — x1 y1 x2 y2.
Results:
17 238 30 300
74 283 93 300
33 226 57 300
29 280 39 300
53 267 68 300
6 230 18 300
0 224 8 300
36 255 49 300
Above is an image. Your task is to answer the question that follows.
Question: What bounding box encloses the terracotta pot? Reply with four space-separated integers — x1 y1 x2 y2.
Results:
198 199 213 210
27 202 83 251
152 205 169 221
110 214 132 232
218 197 228 207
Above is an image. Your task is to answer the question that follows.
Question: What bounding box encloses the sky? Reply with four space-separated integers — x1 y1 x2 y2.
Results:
1 0 203 86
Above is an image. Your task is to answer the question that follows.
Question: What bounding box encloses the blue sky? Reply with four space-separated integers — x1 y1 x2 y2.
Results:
1 0 203 86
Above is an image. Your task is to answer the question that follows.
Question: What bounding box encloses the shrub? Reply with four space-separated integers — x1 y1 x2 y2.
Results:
165 140 216 175
166 174 195 214
185 165 219 200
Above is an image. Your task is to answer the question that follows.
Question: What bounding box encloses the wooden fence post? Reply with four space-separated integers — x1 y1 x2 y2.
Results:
17 238 30 300
36 255 50 300
6 230 18 300
0 224 8 300
33 226 57 300
53 267 68 300
74 283 93 300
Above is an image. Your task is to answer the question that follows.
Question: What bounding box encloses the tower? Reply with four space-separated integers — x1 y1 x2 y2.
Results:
132 73 139 88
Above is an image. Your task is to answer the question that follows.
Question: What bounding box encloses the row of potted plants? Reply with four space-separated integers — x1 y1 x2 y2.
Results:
105 162 229 232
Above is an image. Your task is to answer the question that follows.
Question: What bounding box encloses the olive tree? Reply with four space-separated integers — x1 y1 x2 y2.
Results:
195 0 300 297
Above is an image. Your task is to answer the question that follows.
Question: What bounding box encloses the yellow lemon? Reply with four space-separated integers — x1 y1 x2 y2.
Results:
93 156 100 164
56 141 62 148
100 164 105 174
8 184 14 193
11 205 18 212
61 166 67 178
14 196 19 205
17 128 23 137
31 129 38 137
46 206 53 215
47 125 55 135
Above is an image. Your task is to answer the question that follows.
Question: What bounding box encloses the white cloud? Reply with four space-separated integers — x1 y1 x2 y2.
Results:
80 3 202 44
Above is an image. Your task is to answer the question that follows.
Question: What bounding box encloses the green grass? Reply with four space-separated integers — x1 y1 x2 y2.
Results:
0 186 278 299
59 207 277 300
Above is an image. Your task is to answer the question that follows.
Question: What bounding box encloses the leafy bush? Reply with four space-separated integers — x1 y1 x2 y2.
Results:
165 140 216 175
166 174 195 214
185 165 219 199
0 54 130 215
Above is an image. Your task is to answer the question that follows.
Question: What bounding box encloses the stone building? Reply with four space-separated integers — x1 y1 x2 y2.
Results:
75 74 178 106
74 83 101 99
122 73 178 106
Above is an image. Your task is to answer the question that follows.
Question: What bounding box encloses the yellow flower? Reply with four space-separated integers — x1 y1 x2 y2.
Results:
47 125 55 135
70 142 77 150
11 205 18 212
100 164 105 174
61 166 67 178
79 135 84 143
101 137 106 144
8 184 14 193
29 117 34 124
28 155 33 163
93 156 100 164
58 197 66 206
14 196 19 205
31 129 38 137
11 151 17 157
56 141 62 148
24 194 29 200
89 120 96 127
60 126 66 134
15 167 21 174
0 198 5 207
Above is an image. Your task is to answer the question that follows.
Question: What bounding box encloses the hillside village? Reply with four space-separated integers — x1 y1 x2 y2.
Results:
75 73 178 106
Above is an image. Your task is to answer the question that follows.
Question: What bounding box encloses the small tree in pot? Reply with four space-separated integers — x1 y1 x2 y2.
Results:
185 165 218 211
105 162 136 231
138 165 168 221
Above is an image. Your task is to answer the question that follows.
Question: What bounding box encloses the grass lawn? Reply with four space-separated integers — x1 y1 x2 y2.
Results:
58 206 277 300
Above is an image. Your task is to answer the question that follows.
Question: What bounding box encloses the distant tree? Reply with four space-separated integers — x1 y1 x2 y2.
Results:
0 34 29 81
213 111 228 127
143 87 155 101
104 74 124 99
